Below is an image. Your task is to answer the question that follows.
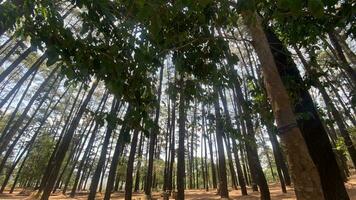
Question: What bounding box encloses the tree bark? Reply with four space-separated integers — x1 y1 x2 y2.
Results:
125 129 140 200
88 100 121 200
213 86 229 199
103 106 132 200
176 75 186 200
40 80 98 200
328 31 356 85
0 54 44 110
134 132 144 192
145 65 164 198
243 12 324 200
0 67 59 154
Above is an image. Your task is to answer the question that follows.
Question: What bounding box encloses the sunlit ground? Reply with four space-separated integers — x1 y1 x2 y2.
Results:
1 174 356 200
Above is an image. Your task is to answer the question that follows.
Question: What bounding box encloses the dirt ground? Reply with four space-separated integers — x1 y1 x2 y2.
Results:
1 174 356 200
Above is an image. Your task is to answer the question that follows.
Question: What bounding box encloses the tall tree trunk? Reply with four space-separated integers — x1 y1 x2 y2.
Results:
230 69 269 197
297 48 356 168
231 139 248 195
145 65 164 198
38 83 84 194
0 41 21 67
219 88 246 193
287 43 351 199
62 94 107 194
103 106 132 200
243 12 324 200
167 99 176 193
0 54 44 110
0 67 59 154
335 32 356 65
203 116 209 191
176 75 186 200
328 31 356 85
125 129 140 200
0 69 36 141
40 80 98 200
0 37 13 55
0 76 62 176
163 95 171 192
263 121 289 192
0 47 33 84
213 86 229 199
134 132 144 192
206 119 218 189
87 100 121 200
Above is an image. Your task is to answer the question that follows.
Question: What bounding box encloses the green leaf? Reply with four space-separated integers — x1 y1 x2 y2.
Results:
237 0 256 12
308 0 324 17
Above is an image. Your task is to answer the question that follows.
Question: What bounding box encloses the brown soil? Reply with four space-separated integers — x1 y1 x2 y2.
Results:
1 174 356 200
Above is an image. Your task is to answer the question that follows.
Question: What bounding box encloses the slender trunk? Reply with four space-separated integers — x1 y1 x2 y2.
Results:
328 31 356 85
134 133 144 192
219 89 245 192
163 95 171 192
335 32 356 65
38 83 83 193
103 106 132 200
231 139 248 195
213 86 229 199
10 150 30 193
65 92 107 194
206 123 217 189
202 106 210 191
0 41 21 67
40 81 98 200
168 100 176 193
0 73 60 171
302 50 356 167
0 47 33 84
0 37 13 55
230 68 269 197
263 121 289 192
0 69 36 143
0 67 59 154
0 148 28 192
125 129 140 200
145 65 164 198
176 75 186 200
0 55 44 110
88 100 121 200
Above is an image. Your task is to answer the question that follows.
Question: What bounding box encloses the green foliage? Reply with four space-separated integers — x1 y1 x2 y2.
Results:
334 136 348 157
19 134 55 185
349 127 356 145
0 1 20 33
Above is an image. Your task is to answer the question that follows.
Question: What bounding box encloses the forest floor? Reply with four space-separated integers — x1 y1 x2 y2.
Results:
1 174 356 200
